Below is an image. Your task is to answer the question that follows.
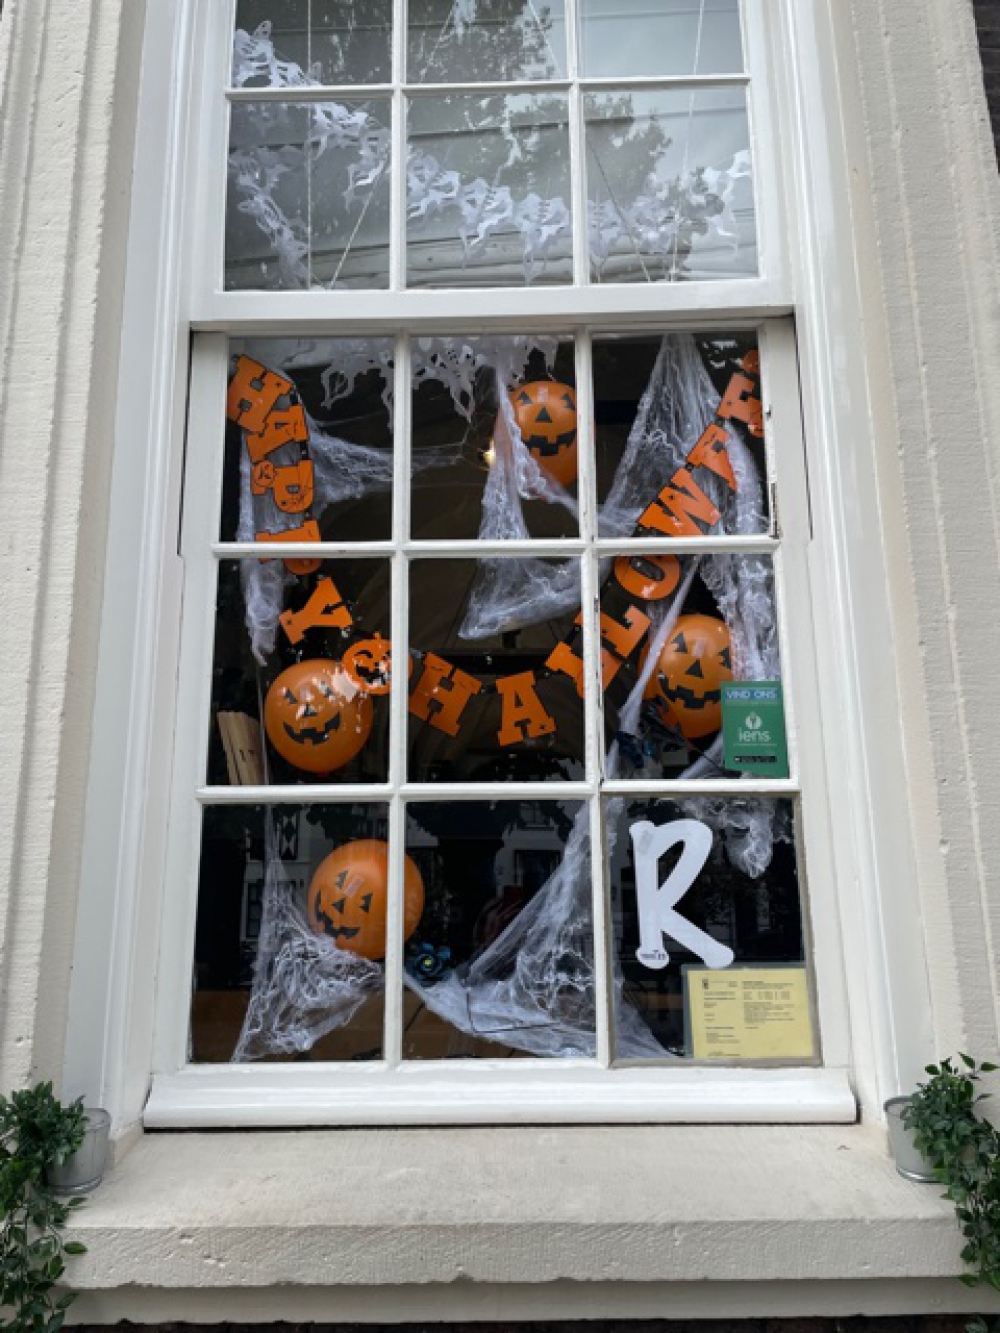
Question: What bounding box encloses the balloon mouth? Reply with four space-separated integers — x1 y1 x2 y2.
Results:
283 714 342 745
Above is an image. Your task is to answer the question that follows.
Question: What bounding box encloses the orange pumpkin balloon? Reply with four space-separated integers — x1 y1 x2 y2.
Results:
264 659 373 774
308 839 425 961
644 613 733 740
510 380 578 488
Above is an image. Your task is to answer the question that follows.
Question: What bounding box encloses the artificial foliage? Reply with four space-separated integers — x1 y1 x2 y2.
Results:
0 1084 88 1333
903 1055 1000 1292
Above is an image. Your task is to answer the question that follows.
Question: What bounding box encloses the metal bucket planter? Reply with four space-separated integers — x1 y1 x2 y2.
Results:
884 1096 937 1182
45 1108 111 1195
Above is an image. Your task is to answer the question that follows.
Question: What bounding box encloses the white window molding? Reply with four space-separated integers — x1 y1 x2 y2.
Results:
63 0 939 1132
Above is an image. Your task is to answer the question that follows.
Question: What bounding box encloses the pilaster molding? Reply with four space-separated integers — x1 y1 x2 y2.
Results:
847 0 1000 1057
0 0 144 1088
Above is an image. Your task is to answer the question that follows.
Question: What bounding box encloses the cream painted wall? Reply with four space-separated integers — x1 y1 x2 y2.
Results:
0 0 999 1314
0 0 145 1091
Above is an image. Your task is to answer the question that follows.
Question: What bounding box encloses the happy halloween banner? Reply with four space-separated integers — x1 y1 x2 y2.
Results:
225 348 763 769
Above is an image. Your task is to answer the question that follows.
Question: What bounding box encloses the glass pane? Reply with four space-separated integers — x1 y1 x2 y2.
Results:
192 803 390 1062
227 99 391 290
408 0 567 83
607 797 814 1061
599 553 780 781
581 0 742 77
233 1 393 86
595 331 767 539
410 335 578 540
407 93 572 287
585 87 755 283
402 800 594 1058
408 558 585 783
209 560 392 786
224 339 394 543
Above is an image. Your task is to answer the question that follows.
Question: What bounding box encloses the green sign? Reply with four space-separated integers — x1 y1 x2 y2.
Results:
722 681 789 778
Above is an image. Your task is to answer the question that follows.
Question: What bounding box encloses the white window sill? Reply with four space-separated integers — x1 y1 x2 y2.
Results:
63 1120 983 1322
144 1064 856 1126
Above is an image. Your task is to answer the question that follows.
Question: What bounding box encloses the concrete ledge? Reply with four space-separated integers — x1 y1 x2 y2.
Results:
69 1278 1000 1325
62 1123 976 1304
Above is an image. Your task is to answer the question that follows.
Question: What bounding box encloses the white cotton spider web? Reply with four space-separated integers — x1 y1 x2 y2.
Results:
230 21 751 290
234 815 382 1061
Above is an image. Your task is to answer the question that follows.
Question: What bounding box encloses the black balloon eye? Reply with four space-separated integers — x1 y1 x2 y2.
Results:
283 688 297 704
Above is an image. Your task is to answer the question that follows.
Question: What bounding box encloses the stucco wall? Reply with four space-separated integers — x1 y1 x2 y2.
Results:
0 0 1000 1319
0 0 145 1091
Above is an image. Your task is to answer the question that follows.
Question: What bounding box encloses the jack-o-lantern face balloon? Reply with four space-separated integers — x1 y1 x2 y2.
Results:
510 380 578 488
264 659 373 774
308 839 425 961
644 613 733 740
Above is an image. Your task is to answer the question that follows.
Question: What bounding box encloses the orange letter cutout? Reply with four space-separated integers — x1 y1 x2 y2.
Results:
252 459 315 513
598 605 651 682
613 554 681 602
227 356 294 433
687 423 737 490
638 468 721 538
546 605 651 695
496 671 556 746
408 653 483 736
717 372 764 439
279 576 353 645
545 636 585 698
243 403 310 465
254 520 321 575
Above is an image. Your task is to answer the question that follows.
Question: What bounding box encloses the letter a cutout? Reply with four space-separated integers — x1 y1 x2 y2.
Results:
629 819 735 971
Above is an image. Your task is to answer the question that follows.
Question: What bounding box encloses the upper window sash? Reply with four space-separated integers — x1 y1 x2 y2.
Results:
184 0 789 325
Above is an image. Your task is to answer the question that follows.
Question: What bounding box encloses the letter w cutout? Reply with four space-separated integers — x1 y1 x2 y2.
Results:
629 819 735 971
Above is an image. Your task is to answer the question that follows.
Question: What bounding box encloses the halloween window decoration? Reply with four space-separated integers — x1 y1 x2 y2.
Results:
208 559 392 788
410 335 577 542
194 805 391 1063
225 10 756 290
234 0 394 87
408 558 585 784
408 0 569 84
188 317 813 1068
607 797 808 1059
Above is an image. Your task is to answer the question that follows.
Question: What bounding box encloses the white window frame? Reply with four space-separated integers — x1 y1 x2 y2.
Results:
63 0 936 1132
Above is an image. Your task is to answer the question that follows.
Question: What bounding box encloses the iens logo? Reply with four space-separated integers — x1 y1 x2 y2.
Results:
739 711 771 743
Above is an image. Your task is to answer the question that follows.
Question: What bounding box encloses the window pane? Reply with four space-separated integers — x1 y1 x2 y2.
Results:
233 1 394 86
599 553 781 780
407 93 572 287
227 99 391 290
607 797 814 1061
585 87 755 283
581 0 742 77
209 560 392 786
402 800 594 1058
408 559 585 783
224 339 394 543
192 803 390 1062
595 331 768 538
407 0 568 83
410 335 578 540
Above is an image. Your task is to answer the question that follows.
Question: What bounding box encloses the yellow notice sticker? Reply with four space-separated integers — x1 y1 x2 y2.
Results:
684 965 815 1061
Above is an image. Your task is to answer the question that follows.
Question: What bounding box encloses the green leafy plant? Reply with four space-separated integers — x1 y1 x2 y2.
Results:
0 1084 88 1333
902 1055 1000 1293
